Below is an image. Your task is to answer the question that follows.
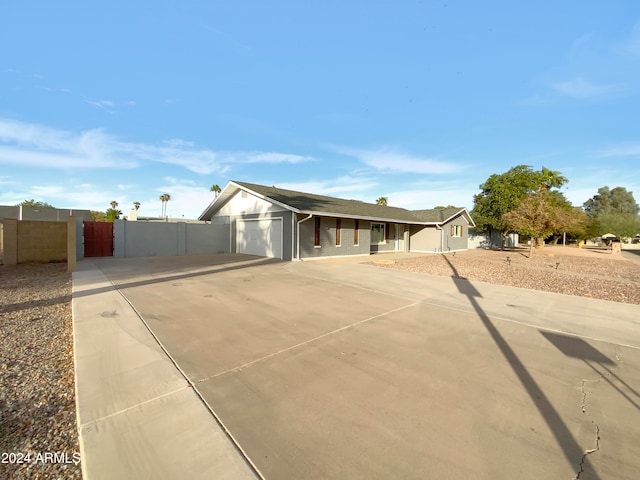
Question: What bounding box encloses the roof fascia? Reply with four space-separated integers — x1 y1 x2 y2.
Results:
297 209 437 225
230 181 301 214
440 208 476 227
197 181 235 220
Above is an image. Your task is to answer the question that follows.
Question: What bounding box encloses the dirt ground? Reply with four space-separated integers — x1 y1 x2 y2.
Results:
369 246 640 305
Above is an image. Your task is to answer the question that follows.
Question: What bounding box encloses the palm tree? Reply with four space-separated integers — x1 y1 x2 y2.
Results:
159 194 166 217
159 194 171 218
133 202 141 211
376 197 388 206
210 184 221 198
110 200 119 209
162 193 171 218
539 166 568 192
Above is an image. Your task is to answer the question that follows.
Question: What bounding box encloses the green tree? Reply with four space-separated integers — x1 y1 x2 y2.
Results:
17 199 54 208
472 165 568 248
106 200 122 222
91 210 107 222
210 184 221 198
503 191 585 257
583 186 640 240
376 196 388 206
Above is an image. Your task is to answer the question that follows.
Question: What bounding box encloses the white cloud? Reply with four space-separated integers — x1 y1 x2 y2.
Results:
87 99 115 109
552 77 619 98
0 118 313 175
617 21 640 58
334 146 462 174
276 176 379 197
242 152 312 164
386 188 476 210
598 143 640 158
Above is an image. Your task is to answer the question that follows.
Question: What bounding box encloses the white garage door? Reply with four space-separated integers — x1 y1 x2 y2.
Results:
236 218 283 259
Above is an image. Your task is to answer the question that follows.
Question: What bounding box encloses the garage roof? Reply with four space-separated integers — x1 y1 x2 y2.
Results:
199 180 475 226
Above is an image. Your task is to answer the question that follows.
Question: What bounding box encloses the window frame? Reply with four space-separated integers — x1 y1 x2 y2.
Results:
371 222 386 245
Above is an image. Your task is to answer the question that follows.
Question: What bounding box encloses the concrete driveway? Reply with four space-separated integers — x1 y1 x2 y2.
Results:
76 253 640 480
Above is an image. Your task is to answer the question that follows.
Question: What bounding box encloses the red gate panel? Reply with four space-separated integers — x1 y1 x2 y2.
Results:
84 221 114 257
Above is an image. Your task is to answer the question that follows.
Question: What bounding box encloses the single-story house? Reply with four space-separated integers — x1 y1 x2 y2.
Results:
198 181 475 261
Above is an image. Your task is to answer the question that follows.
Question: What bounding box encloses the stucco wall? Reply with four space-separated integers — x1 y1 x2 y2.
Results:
442 217 469 252
298 216 371 259
409 225 441 252
217 190 288 216
113 220 230 257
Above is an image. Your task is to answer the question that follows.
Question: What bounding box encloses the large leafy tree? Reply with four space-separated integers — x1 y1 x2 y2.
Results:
503 191 586 256
471 165 568 248
583 186 640 240
17 199 54 208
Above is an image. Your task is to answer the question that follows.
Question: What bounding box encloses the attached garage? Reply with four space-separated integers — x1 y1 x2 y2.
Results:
236 218 283 259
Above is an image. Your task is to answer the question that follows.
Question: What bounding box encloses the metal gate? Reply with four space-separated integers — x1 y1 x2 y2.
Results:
83 221 114 257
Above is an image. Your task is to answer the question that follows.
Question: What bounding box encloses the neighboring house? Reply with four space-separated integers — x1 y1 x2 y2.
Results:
198 181 475 261
468 228 519 249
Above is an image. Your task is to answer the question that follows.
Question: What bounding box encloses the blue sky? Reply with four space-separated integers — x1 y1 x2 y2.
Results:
1 1 639 219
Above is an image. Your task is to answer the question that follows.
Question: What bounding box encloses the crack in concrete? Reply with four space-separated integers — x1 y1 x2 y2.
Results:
574 377 601 479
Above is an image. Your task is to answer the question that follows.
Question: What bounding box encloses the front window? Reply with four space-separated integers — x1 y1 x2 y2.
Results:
371 223 385 244
451 225 462 237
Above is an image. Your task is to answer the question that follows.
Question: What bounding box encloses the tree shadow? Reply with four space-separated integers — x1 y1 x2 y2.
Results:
442 254 601 479
541 331 640 411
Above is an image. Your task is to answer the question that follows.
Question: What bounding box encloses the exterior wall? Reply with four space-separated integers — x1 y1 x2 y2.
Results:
0 206 92 222
1 219 68 265
298 216 371 259
441 216 469 252
229 211 293 260
113 220 230 257
0 206 19 220
217 190 288 216
1 220 17 264
409 225 441 252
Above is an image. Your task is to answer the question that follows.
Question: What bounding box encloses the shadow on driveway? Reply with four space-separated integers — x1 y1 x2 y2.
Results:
74 255 279 299
441 254 601 479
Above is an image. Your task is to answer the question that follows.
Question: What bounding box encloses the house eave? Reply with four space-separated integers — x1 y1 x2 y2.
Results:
297 210 436 225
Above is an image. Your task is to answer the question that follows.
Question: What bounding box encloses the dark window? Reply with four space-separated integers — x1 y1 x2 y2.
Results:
385 223 390 243
336 218 341 246
354 220 359 245
314 217 321 246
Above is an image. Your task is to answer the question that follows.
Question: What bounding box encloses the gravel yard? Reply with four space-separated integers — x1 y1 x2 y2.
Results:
0 262 81 479
369 246 640 305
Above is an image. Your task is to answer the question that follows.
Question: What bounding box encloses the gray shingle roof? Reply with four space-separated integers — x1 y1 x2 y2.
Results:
233 181 468 225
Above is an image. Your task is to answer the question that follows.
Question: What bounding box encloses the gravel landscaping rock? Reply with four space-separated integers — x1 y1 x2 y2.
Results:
0 262 81 479
368 246 640 305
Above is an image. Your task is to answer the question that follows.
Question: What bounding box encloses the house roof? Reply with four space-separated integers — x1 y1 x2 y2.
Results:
199 180 475 226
